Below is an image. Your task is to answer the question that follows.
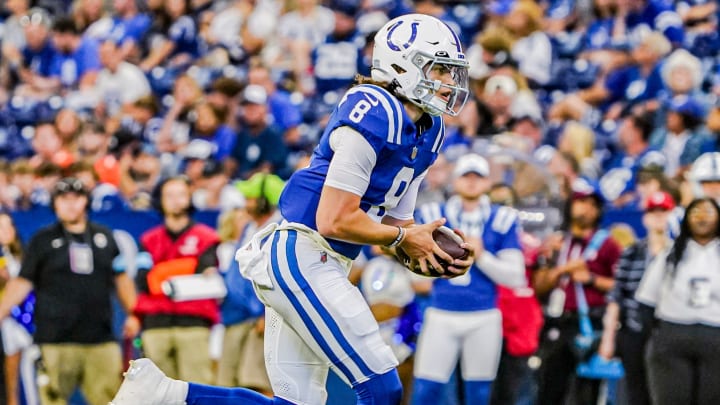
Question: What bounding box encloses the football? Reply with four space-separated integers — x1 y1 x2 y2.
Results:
396 226 470 277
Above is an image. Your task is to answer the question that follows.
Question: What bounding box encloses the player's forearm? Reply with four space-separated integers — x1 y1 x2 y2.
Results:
476 249 526 288
0 277 33 321
318 206 403 246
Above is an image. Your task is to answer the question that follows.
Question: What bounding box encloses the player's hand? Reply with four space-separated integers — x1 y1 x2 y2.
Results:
399 219 454 275
447 230 477 275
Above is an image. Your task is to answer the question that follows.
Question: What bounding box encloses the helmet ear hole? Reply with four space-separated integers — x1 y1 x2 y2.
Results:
391 64 406 74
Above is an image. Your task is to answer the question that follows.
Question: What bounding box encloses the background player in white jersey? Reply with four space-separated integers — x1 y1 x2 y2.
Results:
411 154 526 405
110 13 474 405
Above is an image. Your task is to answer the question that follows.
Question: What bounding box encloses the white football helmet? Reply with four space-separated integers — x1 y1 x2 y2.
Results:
371 14 469 117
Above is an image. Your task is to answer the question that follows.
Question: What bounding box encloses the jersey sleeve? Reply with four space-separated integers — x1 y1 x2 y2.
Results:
330 85 405 154
491 206 522 251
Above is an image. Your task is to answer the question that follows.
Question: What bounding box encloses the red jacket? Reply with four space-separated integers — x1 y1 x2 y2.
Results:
134 223 221 324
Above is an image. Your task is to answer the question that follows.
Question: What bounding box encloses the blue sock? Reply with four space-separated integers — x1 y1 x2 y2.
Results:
186 383 295 405
410 378 445 405
464 380 492 405
354 369 403 405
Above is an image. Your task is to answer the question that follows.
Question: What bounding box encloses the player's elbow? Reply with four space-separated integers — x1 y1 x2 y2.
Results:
316 216 342 238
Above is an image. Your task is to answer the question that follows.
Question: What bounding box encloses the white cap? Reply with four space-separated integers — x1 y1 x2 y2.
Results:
691 152 720 182
242 84 268 105
484 75 517 96
453 153 489 178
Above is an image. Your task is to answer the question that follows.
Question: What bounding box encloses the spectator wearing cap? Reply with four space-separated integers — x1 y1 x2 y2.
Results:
93 38 152 119
247 63 303 149
7 7 61 101
636 197 720 405
0 177 139 405
466 73 523 137
412 153 525 405
228 85 289 180
215 173 285 395
533 178 622 405
598 191 676 405
50 16 101 91
687 152 720 204
649 95 709 179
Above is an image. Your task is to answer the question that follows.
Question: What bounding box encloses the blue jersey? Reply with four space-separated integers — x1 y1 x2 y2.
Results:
416 195 522 312
109 14 151 46
279 84 445 259
311 32 365 95
626 0 684 45
22 42 58 77
51 37 101 87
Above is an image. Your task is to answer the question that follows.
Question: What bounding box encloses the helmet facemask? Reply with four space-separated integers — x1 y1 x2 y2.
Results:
408 52 469 116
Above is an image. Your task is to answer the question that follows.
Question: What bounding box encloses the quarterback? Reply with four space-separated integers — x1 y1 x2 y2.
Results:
111 13 473 405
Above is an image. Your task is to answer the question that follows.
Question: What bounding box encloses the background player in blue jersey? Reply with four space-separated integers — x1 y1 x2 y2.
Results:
110 13 474 405
411 154 526 405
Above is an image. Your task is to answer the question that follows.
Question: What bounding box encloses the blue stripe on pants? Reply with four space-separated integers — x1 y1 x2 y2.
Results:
270 230 374 383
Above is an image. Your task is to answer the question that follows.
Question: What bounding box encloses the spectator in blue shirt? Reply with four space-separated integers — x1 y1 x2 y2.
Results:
140 0 199 71
649 95 709 180
228 85 289 180
6 7 61 100
190 101 237 163
247 64 304 150
50 16 101 91
108 0 152 61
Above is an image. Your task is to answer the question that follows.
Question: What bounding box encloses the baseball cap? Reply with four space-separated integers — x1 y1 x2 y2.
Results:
691 152 720 182
53 177 89 197
571 177 604 203
645 191 675 212
484 75 518 97
236 173 285 206
667 95 704 119
453 154 489 178
242 84 268 105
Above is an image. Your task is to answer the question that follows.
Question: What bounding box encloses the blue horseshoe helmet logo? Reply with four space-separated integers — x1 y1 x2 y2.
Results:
386 21 419 51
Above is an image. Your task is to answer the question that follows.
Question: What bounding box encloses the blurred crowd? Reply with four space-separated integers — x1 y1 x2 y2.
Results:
2 0 720 404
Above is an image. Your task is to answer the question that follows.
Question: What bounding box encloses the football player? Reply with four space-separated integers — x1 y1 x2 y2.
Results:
111 13 474 405
411 154 525 405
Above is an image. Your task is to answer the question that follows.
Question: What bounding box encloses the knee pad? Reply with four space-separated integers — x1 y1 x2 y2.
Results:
354 369 402 405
